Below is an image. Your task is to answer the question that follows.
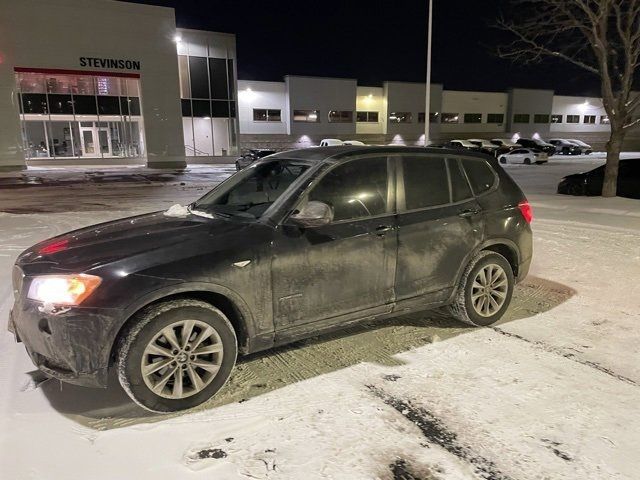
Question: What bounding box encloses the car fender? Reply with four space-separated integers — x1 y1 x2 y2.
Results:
448 237 522 299
118 281 259 345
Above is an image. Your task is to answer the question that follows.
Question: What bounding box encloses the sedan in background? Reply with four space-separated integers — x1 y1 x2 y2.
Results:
548 139 582 155
557 159 640 198
515 138 556 156
236 149 277 170
498 148 548 165
566 139 593 155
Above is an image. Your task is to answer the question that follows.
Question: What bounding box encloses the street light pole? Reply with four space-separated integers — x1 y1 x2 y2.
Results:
424 0 433 146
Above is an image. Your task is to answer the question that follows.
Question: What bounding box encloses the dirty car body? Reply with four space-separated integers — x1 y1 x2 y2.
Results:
10 146 533 411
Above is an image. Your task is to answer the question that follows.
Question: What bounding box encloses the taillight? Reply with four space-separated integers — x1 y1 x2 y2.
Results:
518 201 533 224
38 239 69 255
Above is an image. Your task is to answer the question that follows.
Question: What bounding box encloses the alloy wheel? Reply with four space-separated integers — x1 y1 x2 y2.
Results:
141 319 224 399
471 264 508 317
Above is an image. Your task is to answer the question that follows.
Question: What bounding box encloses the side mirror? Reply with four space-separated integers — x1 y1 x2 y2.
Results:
289 201 333 228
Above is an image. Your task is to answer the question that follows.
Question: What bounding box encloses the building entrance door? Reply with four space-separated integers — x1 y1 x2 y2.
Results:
79 122 112 157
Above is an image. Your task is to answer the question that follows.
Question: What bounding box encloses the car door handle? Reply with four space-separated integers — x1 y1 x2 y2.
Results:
374 225 394 236
458 208 481 218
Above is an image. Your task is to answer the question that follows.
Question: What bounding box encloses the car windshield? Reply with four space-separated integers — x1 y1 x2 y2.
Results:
192 159 310 219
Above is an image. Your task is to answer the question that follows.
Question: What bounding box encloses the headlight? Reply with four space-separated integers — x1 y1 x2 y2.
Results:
27 274 102 306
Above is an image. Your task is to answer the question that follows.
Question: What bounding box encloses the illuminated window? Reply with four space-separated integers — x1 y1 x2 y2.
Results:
293 110 320 122
389 112 412 123
253 109 281 122
551 114 563 123
600 115 610 124
441 113 459 124
15 70 144 161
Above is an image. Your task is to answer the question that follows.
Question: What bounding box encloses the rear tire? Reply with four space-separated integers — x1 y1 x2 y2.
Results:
448 251 515 327
235 161 241 171
524 158 531 165
117 299 237 413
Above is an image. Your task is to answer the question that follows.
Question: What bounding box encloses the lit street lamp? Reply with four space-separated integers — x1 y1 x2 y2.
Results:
424 0 433 146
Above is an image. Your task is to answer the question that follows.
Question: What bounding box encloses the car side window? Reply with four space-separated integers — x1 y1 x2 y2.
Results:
308 157 389 221
448 158 473 202
402 156 449 210
461 158 496 195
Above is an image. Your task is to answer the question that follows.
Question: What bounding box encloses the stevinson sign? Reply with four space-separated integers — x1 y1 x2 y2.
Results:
79 57 141 70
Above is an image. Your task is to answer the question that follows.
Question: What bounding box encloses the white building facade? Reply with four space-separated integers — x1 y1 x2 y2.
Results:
237 80 640 152
0 0 239 170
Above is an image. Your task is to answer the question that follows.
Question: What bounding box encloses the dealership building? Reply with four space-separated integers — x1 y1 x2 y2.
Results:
1 0 638 171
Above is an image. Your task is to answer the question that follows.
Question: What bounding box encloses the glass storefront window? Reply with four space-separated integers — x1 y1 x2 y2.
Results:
16 70 145 161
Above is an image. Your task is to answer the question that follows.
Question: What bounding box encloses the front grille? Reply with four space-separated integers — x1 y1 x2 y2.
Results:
12 265 24 295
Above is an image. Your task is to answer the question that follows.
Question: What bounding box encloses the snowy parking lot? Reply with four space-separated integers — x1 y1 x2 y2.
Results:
0 154 639 479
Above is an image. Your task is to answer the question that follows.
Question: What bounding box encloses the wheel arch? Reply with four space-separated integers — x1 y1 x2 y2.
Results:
109 283 258 366
451 239 521 296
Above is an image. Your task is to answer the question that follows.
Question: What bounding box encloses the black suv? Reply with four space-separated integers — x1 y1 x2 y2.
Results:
9 146 533 412
516 138 556 156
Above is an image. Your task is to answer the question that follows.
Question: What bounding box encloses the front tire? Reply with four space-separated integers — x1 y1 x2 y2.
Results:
499 157 507 164
524 158 531 165
117 299 237 413
448 251 515 327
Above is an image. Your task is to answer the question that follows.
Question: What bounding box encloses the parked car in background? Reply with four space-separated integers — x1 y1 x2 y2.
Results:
490 139 520 156
319 139 344 147
498 148 548 165
548 139 581 155
447 140 482 152
565 139 593 155
467 139 499 156
557 159 639 198
9 145 533 412
515 138 556 156
342 140 366 146
236 149 276 170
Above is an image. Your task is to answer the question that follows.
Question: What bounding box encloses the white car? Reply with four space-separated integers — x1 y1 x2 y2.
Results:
498 148 548 165
342 140 365 146
319 139 344 147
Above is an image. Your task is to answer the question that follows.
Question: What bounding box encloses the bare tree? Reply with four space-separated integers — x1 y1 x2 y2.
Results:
497 0 640 197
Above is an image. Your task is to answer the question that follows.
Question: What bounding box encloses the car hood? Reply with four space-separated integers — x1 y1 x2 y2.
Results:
17 210 247 272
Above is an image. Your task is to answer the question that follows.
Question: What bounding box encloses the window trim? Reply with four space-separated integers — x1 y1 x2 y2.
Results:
252 108 282 122
395 154 481 214
292 109 320 123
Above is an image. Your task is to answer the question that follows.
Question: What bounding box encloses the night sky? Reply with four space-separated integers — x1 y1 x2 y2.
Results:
126 0 602 96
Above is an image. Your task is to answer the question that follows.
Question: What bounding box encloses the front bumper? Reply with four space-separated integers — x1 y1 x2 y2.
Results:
9 301 123 388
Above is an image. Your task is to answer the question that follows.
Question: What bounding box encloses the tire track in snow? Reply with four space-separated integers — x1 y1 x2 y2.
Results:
367 385 515 480
491 327 638 386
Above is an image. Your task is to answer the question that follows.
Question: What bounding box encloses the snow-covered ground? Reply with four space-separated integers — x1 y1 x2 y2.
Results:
0 156 639 479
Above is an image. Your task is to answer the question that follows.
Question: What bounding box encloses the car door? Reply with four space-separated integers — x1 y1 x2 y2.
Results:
394 154 484 309
271 155 397 331
509 149 524 164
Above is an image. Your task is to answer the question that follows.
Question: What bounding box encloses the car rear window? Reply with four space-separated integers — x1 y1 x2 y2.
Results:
461 158 496 195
